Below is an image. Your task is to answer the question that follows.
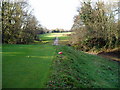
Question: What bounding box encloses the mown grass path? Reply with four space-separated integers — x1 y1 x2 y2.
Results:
3 44 55 88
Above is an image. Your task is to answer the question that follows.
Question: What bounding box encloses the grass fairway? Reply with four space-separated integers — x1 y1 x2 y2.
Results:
39 32 71 44
2 32 70 88
3 44 55 88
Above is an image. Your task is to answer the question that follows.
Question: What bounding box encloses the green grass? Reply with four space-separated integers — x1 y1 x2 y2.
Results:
39 32 71 44
2 32 70 88
47 45 119 88
39 33 55 44
3 32 119 88
2 44 55 88
0 44 2 89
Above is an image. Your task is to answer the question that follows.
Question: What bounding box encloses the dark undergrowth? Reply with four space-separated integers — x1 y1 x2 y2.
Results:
46 45 119 88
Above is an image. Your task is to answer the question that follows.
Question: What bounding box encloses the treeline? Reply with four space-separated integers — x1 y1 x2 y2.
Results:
50 28 70 33
1 1 45 44
70 1 120 51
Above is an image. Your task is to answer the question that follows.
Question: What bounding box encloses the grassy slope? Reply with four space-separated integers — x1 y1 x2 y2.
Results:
47 33 119 88
2 44 55 87
47 46 119 88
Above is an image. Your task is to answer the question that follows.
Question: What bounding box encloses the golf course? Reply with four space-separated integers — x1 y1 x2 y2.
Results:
2 32 119 88
2 32 69 88
2 0 120 88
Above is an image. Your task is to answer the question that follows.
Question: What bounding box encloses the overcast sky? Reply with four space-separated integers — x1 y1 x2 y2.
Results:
29 0 117 30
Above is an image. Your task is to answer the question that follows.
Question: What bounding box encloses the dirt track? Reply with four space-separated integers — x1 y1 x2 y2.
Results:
98 50 120 62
